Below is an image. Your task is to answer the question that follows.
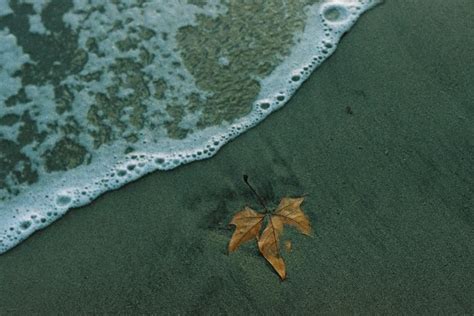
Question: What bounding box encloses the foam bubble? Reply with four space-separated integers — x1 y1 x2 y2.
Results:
322 4 350 22
56 195 72 207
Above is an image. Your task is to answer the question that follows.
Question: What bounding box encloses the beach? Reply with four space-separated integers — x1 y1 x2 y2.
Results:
1 0 473 313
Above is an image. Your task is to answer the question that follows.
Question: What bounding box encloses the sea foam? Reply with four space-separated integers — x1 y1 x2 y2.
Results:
0 0 379 254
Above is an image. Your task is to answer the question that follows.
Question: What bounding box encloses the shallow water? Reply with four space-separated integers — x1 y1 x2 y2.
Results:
0 0 378 253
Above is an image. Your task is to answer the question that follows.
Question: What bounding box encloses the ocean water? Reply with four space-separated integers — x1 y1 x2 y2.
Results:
0 0 378 254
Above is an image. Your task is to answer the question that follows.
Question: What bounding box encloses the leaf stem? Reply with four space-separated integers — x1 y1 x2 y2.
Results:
243 175 270 213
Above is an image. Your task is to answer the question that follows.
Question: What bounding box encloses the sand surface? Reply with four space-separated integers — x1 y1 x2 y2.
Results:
1 0 473 314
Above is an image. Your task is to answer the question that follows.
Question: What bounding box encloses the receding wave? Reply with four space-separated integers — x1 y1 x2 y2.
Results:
0 0 379 254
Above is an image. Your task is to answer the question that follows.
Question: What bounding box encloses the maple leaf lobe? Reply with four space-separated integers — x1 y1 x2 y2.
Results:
228 207 264 252
258 216 286 280
274 197 311 236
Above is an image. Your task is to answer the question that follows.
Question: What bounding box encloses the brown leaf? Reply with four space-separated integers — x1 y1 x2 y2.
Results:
228 207 264 252
228 194 312 280
258 215 286 280
274 197 311 236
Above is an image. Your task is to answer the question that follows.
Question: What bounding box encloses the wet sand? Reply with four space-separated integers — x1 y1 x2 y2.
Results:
1 0 473 313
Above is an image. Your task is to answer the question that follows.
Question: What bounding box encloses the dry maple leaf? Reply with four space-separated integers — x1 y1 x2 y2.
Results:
228 175 312 280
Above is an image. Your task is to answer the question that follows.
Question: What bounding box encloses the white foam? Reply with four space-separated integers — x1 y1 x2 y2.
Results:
0 0 379 254
20 0 51 14
28 14 50 35
0 29 30 102
0 0 12 17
